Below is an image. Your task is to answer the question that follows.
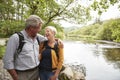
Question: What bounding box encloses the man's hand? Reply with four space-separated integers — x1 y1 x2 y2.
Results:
55 38 64 48
8 69 18 80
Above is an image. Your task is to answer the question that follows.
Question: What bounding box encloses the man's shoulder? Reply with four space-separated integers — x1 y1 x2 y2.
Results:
37 34 47 42
9 32 19 39
37 34 44 37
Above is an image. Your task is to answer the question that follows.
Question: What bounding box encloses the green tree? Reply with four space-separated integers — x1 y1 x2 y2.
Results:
0 0 91 38
90 0 119 15
110 19 120 42
1 0 120 38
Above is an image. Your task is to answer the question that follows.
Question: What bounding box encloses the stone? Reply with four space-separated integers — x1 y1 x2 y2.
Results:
58 64 86 80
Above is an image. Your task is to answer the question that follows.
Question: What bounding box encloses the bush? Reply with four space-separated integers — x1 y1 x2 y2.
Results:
0 45 6 59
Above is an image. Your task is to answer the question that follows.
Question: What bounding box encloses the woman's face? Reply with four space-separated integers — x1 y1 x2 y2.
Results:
45 28 54 40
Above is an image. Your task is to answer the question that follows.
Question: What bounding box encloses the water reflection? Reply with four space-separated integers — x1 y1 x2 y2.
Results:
64 40 120 80
103 48 120 70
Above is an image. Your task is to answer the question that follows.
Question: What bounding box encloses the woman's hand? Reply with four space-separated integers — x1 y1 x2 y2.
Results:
49 75 57 80
50 70 60 80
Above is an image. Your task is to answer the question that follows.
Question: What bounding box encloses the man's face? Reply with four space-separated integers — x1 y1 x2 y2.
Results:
30 23 42 37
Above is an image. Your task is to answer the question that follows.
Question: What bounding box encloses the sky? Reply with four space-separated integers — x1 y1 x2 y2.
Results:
59 1 120 28
100 4 120 21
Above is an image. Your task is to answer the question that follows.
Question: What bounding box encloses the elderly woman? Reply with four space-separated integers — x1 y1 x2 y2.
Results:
39 26 64 80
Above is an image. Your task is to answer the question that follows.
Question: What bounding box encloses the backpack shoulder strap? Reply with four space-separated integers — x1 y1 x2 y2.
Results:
36 36 40 45
54 41 59 58
43 40 48 46
16 32 25 54
40 40 47 50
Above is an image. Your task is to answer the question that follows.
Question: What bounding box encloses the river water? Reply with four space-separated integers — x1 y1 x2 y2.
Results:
63 40 120 80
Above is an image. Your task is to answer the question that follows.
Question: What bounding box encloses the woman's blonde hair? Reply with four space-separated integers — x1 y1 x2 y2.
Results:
45 26 57 35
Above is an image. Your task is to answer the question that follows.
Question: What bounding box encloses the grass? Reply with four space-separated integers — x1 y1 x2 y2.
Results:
0 45 6 59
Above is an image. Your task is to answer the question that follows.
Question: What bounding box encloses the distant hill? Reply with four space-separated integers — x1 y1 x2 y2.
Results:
64 26 80 33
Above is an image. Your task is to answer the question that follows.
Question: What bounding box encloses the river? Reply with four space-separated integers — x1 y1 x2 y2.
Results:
63 40 120 80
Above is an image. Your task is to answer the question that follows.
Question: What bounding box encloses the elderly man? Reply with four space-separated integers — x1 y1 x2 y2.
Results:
3 15 46 80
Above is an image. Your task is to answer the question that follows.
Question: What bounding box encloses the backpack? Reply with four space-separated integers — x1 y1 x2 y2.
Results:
42 41 65 71
42 40 59 58
16 32 40 54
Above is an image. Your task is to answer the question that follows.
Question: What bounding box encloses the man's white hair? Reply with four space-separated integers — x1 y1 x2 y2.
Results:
25 15 43 28
45 26 57 35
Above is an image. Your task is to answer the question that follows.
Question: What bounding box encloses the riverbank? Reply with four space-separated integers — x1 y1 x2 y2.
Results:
1 38 120 46
96 40 120 46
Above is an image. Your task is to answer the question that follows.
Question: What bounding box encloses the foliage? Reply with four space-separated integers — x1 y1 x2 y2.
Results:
0 0 91 38
90 0 120 15
0 21 24 37
67 18 120 42
0 0 120 38
96 21 113 40
0 45 5 59
110 19 120 42
0 0 15 20
97 19 120 42
67 23 100 38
